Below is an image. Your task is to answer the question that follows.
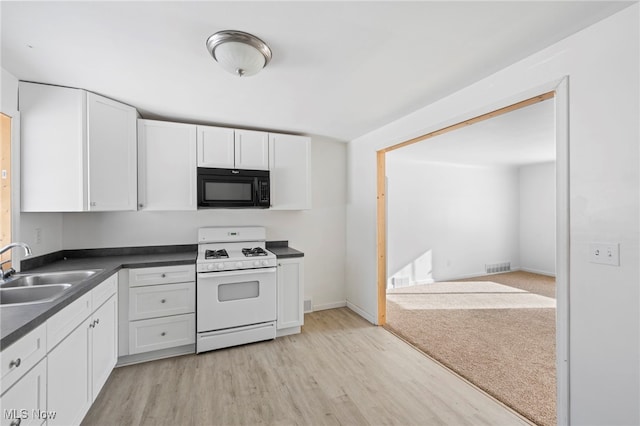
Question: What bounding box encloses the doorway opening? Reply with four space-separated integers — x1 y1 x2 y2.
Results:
376 87 569 425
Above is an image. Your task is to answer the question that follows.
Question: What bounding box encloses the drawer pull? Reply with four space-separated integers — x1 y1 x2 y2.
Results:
9 358 21 368
161 273 166 278
95 318 100 325
161 299 166 303
10 418 21 426
161 332 166 336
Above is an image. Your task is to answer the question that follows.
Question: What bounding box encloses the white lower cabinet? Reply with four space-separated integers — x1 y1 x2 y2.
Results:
46 274 118 426
91 295 117 398
276 257 305 334
119 265 195 363
128 314 195 354
47 317 92 426
0 358 47 426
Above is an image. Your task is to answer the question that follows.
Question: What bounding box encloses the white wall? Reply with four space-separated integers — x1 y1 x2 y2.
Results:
386 157 520 281
1 68 18 114
347 5 638 425
62 137 347 311
519 162 555 276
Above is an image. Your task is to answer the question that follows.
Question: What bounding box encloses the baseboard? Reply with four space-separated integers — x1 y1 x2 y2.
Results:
312 300 347 311
436 270 497 281
437 266 552 281
346 301 376 325
519 267 556 277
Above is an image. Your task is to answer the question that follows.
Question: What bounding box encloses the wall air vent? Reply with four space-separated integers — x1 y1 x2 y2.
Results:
485 262 511 274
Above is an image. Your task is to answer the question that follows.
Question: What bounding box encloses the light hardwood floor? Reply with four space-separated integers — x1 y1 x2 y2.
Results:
82 308 530 426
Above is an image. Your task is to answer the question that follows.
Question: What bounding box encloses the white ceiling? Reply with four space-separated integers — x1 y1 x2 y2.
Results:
1 1 632 141
388 97 555 167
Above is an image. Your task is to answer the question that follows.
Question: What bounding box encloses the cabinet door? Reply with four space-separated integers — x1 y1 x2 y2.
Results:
0 359 47 426
47 317 92 426
91 295 117 399
19 81 86 212
87 92 137 211
197 125 235 168
277 258 304 329
269 133 311 210
138 120 197 210
235 129 269 170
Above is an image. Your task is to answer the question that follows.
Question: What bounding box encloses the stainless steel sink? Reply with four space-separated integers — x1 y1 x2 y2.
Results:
1 270 101 288
0 284 72 306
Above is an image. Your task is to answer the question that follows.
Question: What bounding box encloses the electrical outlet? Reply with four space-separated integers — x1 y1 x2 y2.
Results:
589 243 619 266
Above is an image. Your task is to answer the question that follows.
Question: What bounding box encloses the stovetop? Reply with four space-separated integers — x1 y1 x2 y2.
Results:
197 226 277 273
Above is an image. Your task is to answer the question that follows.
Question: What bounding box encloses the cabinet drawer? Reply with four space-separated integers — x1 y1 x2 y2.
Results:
129 314 195 354
128 265 195 287
1 323 46 391
92 273 117 310
129 282 195 320
46 292 92 351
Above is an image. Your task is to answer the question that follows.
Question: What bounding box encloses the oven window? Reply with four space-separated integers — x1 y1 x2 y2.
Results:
218 281 259 301
204 181 252 201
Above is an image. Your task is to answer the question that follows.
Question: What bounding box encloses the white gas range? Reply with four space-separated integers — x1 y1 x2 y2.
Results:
196 226 277 354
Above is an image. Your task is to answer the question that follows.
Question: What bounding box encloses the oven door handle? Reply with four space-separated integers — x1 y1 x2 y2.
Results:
198 267 276 279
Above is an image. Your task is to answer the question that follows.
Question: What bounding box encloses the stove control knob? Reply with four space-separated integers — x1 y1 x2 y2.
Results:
236 262 243 268
207 264 215 271
217 263 224 270
261 260 269 266
253 260 260 267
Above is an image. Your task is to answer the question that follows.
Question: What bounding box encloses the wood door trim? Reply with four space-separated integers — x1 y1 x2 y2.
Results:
375 90 556 325
1 113 11 268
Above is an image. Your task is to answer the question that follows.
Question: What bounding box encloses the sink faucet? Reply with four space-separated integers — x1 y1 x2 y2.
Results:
0 242 33 281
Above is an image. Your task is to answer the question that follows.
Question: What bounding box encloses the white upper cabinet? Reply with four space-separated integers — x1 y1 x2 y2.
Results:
197 125 235 168
19 82 137 212
235 129 269 170
269 133 311 210
197 126 269 170
86 92 138 211
138 120 197 211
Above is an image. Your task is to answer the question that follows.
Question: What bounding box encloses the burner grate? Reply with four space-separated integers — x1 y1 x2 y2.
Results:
205 249 229 259
242 247 268 257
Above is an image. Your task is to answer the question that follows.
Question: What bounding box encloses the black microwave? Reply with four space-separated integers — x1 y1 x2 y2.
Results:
197 168 270 209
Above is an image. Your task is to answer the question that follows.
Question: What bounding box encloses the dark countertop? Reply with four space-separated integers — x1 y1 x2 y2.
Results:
1 250 196 351
266 241 304 259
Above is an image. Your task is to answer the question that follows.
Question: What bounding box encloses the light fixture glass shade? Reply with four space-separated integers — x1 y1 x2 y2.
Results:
214 41 265 77
206 30 272 77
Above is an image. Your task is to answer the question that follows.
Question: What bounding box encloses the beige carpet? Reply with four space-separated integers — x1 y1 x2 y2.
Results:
385 271 556 426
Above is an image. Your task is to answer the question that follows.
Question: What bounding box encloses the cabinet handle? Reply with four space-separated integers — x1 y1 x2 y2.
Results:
95 318 100 325
9 358 21 368
161 299 166 303
10 418 21 426
161 332 166 336
139 203 144 208
161 273 166 278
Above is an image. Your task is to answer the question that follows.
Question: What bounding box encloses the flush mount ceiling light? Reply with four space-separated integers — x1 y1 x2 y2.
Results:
206 30 272 77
